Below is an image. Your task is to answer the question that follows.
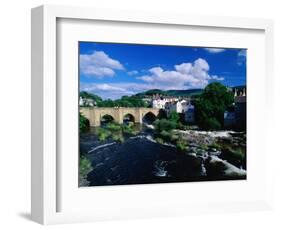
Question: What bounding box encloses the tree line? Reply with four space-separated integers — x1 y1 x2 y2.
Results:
80 92 149 108
80 82 236 131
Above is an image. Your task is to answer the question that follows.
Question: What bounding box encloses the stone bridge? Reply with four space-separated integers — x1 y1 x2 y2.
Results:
80 107 160 127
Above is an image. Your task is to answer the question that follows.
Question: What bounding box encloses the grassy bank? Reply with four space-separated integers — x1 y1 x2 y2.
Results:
79 155 93 186
95 122 140 143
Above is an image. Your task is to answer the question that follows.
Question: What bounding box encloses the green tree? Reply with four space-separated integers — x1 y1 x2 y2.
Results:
97 99 116 107
168 111 180 123
95 95 149 108
195 82 234 130
153 119 177 132
80 91 102 103
79 112 90 132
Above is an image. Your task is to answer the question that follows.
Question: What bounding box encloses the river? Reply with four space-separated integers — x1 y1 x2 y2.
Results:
80 125 246 187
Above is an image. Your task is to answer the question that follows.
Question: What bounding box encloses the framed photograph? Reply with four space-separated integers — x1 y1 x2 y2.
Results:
31 5 274 225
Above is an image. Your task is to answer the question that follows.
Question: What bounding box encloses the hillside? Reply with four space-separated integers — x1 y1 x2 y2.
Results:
80 85 246 102
135 88 203 97
80 91 102 102
135 85 246 98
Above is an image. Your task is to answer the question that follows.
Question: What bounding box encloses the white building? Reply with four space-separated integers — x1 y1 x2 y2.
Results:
152 98 167 109
79 97 95 107
179 100 189 113
151 94 176 109
165 99 190 114
79 97 84 106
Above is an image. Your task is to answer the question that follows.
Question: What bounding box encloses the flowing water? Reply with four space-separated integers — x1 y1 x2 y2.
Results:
80 125 246 187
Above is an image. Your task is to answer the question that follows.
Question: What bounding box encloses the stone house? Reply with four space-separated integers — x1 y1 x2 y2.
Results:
184 103 195 124
79 97 95 107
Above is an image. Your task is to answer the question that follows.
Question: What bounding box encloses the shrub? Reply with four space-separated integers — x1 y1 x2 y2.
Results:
229 147 245 161
127 121 134 127
112 133 125 143
170 133 179 142
153 119 177 132
96 128 111 141
122 124 133 134
205 117 221 130
155 137 164 144
177 122 185 130
176 140 187 152
209 142 221 150
168 111 180 123
131 129 139 135
79 156 93 180
160 130 170 137
79 112 90 132
199 144 209 150
106 122 122 131
159 130 172 142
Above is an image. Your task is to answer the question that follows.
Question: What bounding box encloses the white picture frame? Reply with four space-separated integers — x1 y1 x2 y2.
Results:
31 4 274 225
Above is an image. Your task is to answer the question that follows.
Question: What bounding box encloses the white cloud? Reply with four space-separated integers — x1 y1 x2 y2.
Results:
137 58 223 90
80 58 224 99
80 83 151 99
175 63 193 74
204 48 226 53
80 51 124 78
212 75 224 81
127 70 139 76
237 49 247 66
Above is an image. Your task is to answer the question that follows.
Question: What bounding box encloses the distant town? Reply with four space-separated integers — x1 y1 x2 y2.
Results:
79 85 246 131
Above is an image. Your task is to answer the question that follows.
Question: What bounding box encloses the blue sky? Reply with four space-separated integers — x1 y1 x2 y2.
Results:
79 42 246 99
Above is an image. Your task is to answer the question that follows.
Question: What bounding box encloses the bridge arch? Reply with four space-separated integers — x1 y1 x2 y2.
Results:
100 114 115 125
123 113 135 124
142 111 157 124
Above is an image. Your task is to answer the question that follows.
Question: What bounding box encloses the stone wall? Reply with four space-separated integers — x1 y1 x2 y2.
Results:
80 107 160 127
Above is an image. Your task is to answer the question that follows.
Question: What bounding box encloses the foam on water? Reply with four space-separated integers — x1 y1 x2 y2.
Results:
200 162 207 176
177 130 237 138
88 142 116 154
209 155 246 176
144 124 155 130
153 160 168 177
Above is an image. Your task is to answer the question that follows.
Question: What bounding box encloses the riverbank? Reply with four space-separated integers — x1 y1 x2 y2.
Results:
146 129 246 177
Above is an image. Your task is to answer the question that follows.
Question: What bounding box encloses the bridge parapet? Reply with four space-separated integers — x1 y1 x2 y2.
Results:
80 107 160 127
